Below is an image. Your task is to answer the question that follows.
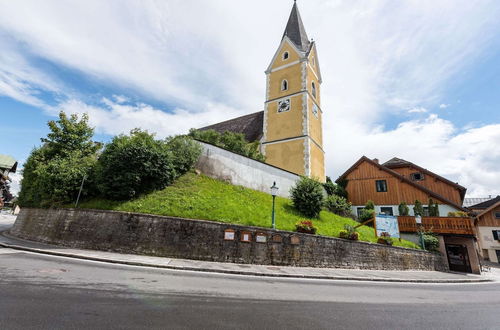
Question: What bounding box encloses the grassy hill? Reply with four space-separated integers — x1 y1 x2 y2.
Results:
76 172 419 249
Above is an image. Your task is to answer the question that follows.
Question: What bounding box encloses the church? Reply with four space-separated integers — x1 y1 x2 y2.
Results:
200 2 326 182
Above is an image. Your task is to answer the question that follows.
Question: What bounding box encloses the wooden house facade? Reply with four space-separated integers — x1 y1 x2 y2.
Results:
472 197 500 263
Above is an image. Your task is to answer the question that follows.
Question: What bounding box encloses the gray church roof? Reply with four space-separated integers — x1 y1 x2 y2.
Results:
283 1 311 52
199 111 264 142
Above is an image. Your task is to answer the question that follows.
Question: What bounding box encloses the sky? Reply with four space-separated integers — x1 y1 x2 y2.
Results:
0 0 499 198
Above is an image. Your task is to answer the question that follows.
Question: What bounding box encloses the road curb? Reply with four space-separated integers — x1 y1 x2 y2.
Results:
0 235 492 284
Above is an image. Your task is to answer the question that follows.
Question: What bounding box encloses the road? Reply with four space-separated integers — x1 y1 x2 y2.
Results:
1 246 500 330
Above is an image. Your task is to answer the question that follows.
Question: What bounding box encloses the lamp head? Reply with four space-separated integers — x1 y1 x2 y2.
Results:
270 181 279 197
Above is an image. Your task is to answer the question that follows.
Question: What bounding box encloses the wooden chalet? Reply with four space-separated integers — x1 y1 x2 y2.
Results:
472 197 500 263
336 156 480 273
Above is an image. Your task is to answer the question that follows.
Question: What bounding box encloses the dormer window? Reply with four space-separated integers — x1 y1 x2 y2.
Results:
283 51 289 60
311 82 316 98
410 172 424 181
281 79 288 91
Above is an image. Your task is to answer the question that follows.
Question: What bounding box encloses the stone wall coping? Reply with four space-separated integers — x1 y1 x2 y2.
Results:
32 207 432 255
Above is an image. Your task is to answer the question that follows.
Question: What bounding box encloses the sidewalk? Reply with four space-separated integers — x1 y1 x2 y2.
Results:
0 215 496 283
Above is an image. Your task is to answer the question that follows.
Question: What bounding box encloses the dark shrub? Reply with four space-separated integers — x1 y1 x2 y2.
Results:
290 177 324 218
423 234 440 251
324 195 352 216
165 135 202 176
97 129 176 200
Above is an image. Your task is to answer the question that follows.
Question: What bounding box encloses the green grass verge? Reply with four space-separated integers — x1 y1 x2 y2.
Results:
75 172 419 249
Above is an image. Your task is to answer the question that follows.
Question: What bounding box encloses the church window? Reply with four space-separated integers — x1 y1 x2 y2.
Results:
312 104 319 118
283 51 289 60
281 79 288 91
311 82 316 98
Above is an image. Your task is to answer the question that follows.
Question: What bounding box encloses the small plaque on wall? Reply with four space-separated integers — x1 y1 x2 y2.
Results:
290 235 300 245
241 231 252 242
256 233 267 243
272 234 282 243
224 229 235 241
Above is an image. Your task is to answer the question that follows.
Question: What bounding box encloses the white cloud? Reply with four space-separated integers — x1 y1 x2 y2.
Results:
439 104 450 109
0 0 499 197
408 107 428 114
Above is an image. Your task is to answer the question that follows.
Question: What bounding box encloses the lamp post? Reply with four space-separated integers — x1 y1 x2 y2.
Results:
415 215 425 250
270 182 279 230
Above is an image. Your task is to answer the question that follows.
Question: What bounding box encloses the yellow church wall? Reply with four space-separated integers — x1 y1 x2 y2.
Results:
263 139 306 176
308 97 323 146
310 142 326 182
270 42 301 70
307 67 321 105
265 94 304 142
268 63 303 101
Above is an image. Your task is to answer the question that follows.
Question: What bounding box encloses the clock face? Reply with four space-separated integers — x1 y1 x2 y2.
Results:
278 98 290 113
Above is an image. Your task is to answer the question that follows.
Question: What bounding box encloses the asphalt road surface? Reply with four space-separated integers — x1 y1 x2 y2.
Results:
1 248 500 330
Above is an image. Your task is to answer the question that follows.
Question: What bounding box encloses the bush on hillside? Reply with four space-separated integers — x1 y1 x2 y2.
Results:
324 195 352 217
323 176 348 198
165 135 202 176
358 200 376 222
18 112 101 207
423 234 440 252
290 177 324 218
189 129 265 161
96 129 176 200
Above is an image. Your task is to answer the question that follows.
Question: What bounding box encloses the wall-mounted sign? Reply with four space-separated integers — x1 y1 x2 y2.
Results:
241 231 252 242
256 233 267 243
290 235 300 245
272 234 283 243
224 229 235 241
375 215 400 238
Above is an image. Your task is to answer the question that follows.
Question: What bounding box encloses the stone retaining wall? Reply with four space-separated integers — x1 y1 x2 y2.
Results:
10 208 448 271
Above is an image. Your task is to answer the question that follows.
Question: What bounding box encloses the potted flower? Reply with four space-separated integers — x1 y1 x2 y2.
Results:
377 232 393 245
338 224 359 241
295 220 317 234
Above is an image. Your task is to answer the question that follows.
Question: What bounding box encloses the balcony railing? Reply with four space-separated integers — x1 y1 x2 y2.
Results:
397 216 475 235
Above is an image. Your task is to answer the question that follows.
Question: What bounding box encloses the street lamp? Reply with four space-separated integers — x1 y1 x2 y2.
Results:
415 215 426 250
270 182 279 230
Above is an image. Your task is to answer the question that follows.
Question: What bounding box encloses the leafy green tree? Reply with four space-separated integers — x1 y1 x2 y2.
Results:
398 202 410 216
96 129 176 200
323 176 348 198
165 135 202 176
413 200 424 217
428 198 440 217
358 200 376 222
18 112 100 207
290 177 324 218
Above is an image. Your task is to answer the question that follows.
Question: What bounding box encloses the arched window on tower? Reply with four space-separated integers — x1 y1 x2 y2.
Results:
312 82 316 98
281 79 288 91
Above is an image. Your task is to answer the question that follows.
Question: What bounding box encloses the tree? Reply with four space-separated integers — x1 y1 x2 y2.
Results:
290 177 324 218
324 195 352 217
398 202 410 216
18 112 100 207
359 200 375 222
165 135 202 177
96 129 176 200
413 200 424 217
323 176 348 199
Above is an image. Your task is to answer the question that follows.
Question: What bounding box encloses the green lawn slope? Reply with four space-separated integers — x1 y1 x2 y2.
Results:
76 172 419 249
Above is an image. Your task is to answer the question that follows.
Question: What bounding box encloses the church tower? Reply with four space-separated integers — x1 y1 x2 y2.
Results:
262 1 325 182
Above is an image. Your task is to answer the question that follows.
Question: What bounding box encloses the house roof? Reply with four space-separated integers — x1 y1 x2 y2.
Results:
199 111 264 143
336 156 468 212
463 197 495 208
282 2 311 52
476 200 500 218
469 196 500 210
382 157 467 201
0 154 17 173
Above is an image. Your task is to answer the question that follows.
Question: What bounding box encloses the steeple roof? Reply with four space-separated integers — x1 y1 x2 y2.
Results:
282 1 310 52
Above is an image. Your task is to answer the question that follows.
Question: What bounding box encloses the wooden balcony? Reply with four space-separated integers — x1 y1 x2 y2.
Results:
397 216 475 235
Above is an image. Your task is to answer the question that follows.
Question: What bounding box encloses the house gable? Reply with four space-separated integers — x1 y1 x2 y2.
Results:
337 156 467 211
